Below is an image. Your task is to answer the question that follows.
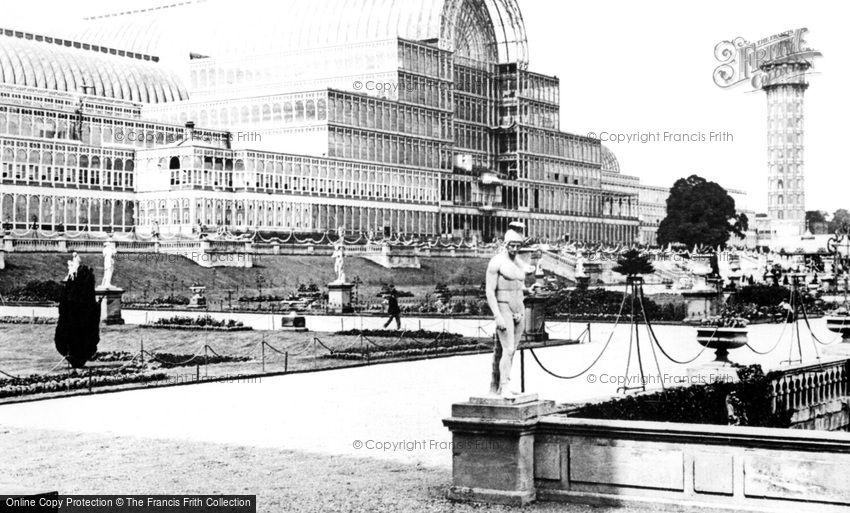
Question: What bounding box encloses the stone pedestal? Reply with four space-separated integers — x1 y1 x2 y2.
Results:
280 312 307 331
327 282 354 314
95 287 125 325
188 286 207 309
523 294 550 342
681 289 719 319
443 394 555 506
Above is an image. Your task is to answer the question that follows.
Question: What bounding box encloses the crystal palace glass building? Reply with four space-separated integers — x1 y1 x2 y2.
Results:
0 0 640 243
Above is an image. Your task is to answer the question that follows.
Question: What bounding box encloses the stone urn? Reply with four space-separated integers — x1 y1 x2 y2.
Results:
826 314 850 341
695 326 748 363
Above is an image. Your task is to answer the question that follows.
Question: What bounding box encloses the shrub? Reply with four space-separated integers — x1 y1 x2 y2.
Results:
54 266 100 368
573 365 791 428
4 280 63 303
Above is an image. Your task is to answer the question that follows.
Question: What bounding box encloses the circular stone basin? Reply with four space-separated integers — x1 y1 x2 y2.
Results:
695 327 749 363
826 315 850 340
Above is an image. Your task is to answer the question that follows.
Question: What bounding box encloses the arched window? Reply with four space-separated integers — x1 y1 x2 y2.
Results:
306 100 315 120
169 157 180 170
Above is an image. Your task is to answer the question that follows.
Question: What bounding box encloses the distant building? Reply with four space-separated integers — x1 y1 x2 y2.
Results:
0 1 641 243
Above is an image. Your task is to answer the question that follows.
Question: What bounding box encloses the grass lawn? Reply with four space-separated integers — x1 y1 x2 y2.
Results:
0 253 488 305
0 323 494 403
0 427 662 513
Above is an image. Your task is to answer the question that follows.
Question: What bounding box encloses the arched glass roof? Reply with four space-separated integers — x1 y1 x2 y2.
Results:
0 32 188 103
601 145 621 174
72 0 529 67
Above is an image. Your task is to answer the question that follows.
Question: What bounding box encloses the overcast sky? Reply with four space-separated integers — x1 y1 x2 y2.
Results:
4 0 845 213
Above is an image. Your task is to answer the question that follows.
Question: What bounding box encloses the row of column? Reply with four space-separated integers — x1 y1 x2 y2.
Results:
0 192 135 230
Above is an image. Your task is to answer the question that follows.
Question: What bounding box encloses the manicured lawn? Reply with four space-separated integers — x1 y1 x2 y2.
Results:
0 323 491 402
0 253 487 306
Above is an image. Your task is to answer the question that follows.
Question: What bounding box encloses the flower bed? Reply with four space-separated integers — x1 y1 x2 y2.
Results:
0 368 168 399
143 315 252 331
336 328 461 341
324 343 486 361
94 351 251 368
0 316 57 324
326 329 479 360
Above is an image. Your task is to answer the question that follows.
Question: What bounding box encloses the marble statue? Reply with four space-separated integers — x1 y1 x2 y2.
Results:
575 248 586 277
331 242 346 284
66 252 81 281
485 229 530 397
100 241 117 288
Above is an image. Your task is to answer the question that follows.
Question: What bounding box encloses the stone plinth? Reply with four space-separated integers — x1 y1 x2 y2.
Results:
443 394 555 506
681 289 719 319
95 287 125 325
280 312 307 331
524 295 550 342
327 282 354 314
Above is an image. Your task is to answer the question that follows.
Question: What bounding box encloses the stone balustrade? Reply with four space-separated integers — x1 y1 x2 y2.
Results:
444 357 850 511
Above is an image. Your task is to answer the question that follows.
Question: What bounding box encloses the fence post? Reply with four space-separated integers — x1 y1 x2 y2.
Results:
204 345 209 377
261 341 266 373
285 351 288 373
587 323 592 344
140 337 145 366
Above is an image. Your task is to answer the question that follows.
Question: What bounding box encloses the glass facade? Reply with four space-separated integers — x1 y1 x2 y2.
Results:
1 0 640 243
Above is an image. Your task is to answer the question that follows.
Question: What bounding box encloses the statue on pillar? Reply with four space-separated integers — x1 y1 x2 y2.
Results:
331 241 347 284
485 229 530 397
100 241 117 289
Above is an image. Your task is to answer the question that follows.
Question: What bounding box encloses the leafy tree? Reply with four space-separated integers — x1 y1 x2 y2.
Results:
829 209 850 234
54 265 100 368
613 249 655 278
657 175 748 247
806 210 829 234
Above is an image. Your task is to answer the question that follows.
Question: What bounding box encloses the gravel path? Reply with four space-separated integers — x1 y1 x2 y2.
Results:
1 426 664 513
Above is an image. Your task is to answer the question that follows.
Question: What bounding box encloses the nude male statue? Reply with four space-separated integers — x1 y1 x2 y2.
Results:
485 229 533 397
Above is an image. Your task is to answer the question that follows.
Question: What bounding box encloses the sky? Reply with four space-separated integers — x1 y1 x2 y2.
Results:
3 0 846 214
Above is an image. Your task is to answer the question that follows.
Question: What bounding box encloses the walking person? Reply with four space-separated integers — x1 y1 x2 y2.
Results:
383 288 401 330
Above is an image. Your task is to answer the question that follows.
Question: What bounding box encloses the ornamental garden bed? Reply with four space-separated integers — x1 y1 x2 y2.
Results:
0 368 169 399
324 329 483 360
141 315 252 331
0 316 57 324
94 351 251 368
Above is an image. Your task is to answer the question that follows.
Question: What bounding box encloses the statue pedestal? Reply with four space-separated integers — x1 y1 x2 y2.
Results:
523 295 550 343
327 282 354 314
681 289 719 319
443 393 555 506
280 312 308 331
95 287 125 325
